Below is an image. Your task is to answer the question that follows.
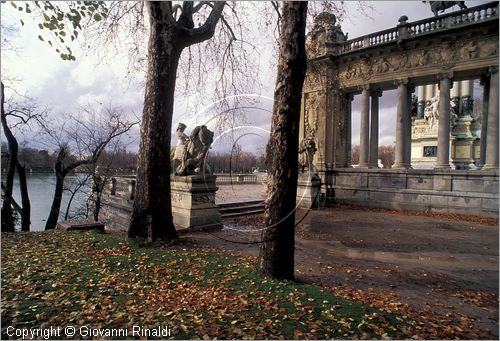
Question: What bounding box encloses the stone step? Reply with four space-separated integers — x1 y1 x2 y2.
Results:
218 200 264 209
221 209 264 218
56 220 105 231
219 203 264 213
218 200 265 218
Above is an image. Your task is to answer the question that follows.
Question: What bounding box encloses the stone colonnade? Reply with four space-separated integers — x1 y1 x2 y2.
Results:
354 67 499 170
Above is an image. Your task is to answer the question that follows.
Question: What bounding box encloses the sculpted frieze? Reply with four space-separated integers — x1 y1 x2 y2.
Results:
304 92 321 139
337 36 499 87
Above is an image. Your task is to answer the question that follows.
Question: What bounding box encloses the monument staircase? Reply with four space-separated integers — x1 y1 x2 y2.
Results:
218 200 265 218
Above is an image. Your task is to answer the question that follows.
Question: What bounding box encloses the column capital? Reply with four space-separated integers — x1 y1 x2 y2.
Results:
480 74 490 86
488 65 499 75
358 84 371 92
394 78 408 86
370 88 382 97
437 72 454 81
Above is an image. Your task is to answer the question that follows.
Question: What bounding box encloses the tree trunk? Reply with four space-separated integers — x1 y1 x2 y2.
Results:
45 147 67 230
258 2 308 280
16 162 31 231
129 3 180 241
1 81 17 232
45 173 65 230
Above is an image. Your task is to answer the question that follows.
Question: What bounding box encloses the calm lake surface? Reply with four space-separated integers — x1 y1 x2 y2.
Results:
12 173 89 231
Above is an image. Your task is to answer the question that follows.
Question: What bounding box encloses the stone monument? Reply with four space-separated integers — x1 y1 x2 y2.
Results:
297 138 322 209
171 124 221 231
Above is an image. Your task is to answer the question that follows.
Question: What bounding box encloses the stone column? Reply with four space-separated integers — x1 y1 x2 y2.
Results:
459 80 474 117
404 85 415 168
452 80 475 169
369 89 381 168
393 79 410 169
425 84 435 108
435 73 453 169
347 94 354 167
417 86 425 119
358 85 370 168
479 76 490 167
483 66 499 170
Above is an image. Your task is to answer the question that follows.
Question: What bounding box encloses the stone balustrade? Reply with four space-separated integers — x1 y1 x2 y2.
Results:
341 27 399 53
215 173 267 184
340 2 498 54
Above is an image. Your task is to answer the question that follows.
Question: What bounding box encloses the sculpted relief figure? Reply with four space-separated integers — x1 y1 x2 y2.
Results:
172 122 189 172
305 94 320 138
175 125 214 176
299 138 317 174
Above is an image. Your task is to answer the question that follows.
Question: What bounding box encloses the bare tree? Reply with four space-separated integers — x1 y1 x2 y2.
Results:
379 145 395 169
38 106 139 230
258 2 308 280
1 82 45 232
128 2 229 241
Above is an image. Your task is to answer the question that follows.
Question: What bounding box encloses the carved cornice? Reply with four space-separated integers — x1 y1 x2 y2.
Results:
335 35 498 90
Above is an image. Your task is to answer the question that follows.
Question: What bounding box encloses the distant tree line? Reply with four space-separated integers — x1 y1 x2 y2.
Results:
351 145 395 168
1 143 138 174
206 149 266 174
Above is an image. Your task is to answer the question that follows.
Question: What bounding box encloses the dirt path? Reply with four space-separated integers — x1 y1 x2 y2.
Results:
183 206 499 338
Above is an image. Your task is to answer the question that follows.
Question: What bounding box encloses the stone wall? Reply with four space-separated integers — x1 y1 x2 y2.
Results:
332 169 498 217
98 176 135 237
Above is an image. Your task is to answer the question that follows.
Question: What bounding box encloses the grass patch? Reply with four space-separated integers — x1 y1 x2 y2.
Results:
2 230 412 339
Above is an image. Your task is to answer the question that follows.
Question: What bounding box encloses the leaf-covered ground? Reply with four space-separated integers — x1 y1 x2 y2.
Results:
1 231 415 340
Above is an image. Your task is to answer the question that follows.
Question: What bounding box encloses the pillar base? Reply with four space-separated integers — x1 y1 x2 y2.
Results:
482 164 499 171
434 164 451 170
357 163 370 168
297 173 322 209
392 163 411 169
171 175 222 232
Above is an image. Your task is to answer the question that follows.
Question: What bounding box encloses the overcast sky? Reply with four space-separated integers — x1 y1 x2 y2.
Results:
1 0 490 154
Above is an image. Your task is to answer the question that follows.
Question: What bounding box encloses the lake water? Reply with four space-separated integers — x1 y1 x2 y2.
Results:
12 173 89 231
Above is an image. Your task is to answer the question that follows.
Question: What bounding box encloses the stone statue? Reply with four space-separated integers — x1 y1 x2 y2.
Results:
172 122 190 172
424 96 440 129
450 100 459 128
424 1 467 16
175 125 214 176
298 138 317 173
424 95 459 130
306 12 347 58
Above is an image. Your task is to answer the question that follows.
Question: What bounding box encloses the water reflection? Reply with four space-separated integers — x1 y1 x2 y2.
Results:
12 173 89 231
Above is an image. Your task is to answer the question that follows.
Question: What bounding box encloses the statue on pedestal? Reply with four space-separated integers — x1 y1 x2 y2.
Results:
174 125 214 176
172 122 189 172
298 138 317 174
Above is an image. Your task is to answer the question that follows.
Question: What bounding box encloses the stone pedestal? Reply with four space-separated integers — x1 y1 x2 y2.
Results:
410 119 438 168
452 116 476 169
297 173 322 209
171 175 222 231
